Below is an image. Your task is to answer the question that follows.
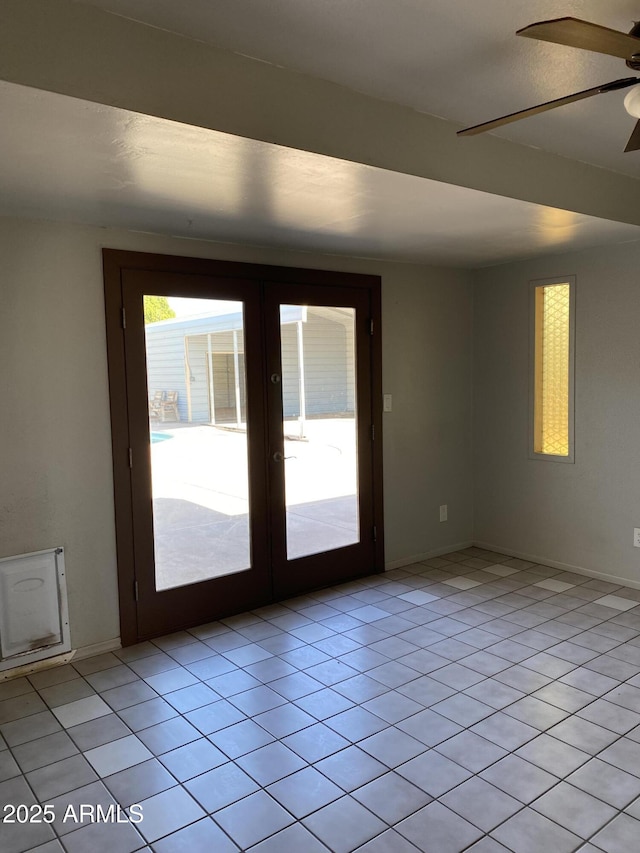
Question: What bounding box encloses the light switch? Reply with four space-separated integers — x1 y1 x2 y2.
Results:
383 394 392 412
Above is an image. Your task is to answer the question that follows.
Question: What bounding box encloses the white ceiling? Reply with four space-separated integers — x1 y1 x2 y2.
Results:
1 81 638 267
78 0 640 177
1 1 639 266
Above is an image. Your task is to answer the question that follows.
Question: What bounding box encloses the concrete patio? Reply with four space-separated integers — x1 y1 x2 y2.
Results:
150 419 360 590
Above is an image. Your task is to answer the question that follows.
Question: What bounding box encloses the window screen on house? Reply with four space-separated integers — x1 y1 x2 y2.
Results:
531 278 575 460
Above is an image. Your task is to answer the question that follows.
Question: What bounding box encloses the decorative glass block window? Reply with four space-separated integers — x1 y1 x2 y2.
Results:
530 277 575 462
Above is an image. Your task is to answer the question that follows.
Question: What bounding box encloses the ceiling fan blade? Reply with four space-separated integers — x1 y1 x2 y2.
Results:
517 17 640 62
624 119 640 152
457 77 638 137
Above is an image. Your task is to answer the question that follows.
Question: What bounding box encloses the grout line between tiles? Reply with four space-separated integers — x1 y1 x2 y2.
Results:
3 548 640 853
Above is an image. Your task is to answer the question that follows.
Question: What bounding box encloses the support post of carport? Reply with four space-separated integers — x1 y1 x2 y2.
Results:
233 329 242 428
206 333 216 425
297 318 306 438
184 337 193 422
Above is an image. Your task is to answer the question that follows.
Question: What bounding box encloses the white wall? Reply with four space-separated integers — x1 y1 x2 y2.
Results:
0 215 474 649
4 1 640 228
473 239 640 585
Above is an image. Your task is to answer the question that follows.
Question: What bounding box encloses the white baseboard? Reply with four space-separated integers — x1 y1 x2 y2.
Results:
73 637 122 660
385 541 474 571
474 540 640 591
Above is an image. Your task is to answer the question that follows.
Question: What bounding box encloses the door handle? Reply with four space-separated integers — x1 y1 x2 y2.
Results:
273 451 284 462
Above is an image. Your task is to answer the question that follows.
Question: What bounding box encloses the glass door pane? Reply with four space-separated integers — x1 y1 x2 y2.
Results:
144 296 250 589
279 305 360 560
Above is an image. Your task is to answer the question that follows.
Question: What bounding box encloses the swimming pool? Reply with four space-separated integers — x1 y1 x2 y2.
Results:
150 432 173 444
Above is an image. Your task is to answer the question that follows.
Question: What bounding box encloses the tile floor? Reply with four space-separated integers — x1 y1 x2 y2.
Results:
3 548 640 852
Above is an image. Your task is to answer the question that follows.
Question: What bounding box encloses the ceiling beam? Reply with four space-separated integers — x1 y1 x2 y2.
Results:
1 0 640 227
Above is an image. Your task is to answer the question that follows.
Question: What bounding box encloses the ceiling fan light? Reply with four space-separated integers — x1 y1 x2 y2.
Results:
623 84 640 118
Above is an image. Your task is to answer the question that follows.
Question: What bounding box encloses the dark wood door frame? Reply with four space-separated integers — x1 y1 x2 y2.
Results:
121 269 272 641
264 282 376 599
103 249 384 646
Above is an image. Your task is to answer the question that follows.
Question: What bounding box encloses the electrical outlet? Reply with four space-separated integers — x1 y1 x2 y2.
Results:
634 528 640 548
439 505 448 522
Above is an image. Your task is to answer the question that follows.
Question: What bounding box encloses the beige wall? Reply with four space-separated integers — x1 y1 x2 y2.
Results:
473 239 640 585
12 210 639 651
0 215 474 650
382 265 474 564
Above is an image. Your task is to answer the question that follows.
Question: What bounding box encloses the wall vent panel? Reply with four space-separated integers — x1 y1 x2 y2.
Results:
0 548 70 671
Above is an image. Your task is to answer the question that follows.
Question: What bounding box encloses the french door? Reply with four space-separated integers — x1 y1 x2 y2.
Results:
104 251 384 643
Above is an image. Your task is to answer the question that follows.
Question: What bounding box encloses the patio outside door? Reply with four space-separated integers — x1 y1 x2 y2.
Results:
104 251 383 643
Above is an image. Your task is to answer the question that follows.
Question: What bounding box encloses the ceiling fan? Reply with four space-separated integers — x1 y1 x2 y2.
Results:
457 17 640 152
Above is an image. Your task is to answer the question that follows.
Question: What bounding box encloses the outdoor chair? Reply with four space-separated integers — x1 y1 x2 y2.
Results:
160 390 180 422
